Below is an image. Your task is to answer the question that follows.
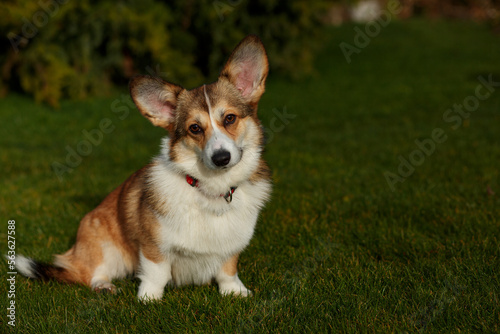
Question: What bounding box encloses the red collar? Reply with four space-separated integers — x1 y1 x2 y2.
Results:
186 175 236 203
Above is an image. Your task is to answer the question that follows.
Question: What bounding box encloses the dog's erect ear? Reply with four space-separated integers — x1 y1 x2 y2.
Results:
220 35 269 106
130 76 184 130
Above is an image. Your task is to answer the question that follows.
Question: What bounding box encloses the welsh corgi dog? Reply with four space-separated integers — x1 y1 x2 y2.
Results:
15 35 271 301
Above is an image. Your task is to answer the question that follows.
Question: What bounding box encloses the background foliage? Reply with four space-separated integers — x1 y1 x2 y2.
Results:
1 0 498 106
0 0 327 106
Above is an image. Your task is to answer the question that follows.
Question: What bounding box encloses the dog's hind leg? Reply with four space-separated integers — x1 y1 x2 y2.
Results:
88 241 135 294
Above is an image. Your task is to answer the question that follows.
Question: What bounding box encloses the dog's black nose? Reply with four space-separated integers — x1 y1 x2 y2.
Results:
212 150 231 167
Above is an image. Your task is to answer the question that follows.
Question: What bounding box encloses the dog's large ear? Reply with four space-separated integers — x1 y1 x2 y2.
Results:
220 35 269 106
130 76 184 130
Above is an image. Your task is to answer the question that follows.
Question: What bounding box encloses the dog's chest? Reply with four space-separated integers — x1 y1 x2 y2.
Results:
158 199 256 255
147 160 269 256
145 156 271 285
154 186 263 285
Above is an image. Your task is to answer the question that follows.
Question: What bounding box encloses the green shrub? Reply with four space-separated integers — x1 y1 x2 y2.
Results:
1 0 327 107
167 0 328 79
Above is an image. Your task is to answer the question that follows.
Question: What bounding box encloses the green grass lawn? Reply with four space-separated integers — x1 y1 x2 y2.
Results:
1 19 500 332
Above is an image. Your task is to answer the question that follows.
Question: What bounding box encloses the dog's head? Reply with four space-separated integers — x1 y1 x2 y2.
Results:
130 35 268 179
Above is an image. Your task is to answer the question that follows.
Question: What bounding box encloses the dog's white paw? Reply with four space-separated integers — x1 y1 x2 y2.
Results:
219 281 252 297
137 282 164 302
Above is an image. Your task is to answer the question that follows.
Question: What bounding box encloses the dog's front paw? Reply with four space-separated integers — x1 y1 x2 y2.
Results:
219 281 252 297
137 282 164 302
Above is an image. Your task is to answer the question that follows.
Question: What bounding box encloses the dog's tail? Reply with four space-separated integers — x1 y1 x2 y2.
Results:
13 255 77 283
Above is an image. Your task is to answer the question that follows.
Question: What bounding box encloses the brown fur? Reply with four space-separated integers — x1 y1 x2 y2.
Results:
53 168 150 284
221 254 239 277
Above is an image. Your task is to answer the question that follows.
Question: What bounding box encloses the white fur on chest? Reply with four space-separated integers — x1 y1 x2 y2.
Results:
147 152 270 286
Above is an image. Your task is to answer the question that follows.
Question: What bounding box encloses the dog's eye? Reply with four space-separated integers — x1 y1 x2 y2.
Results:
189 124 203 134
224 114 236 126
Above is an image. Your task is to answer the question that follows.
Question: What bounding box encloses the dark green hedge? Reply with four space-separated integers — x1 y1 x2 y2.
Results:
1 0 327 106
